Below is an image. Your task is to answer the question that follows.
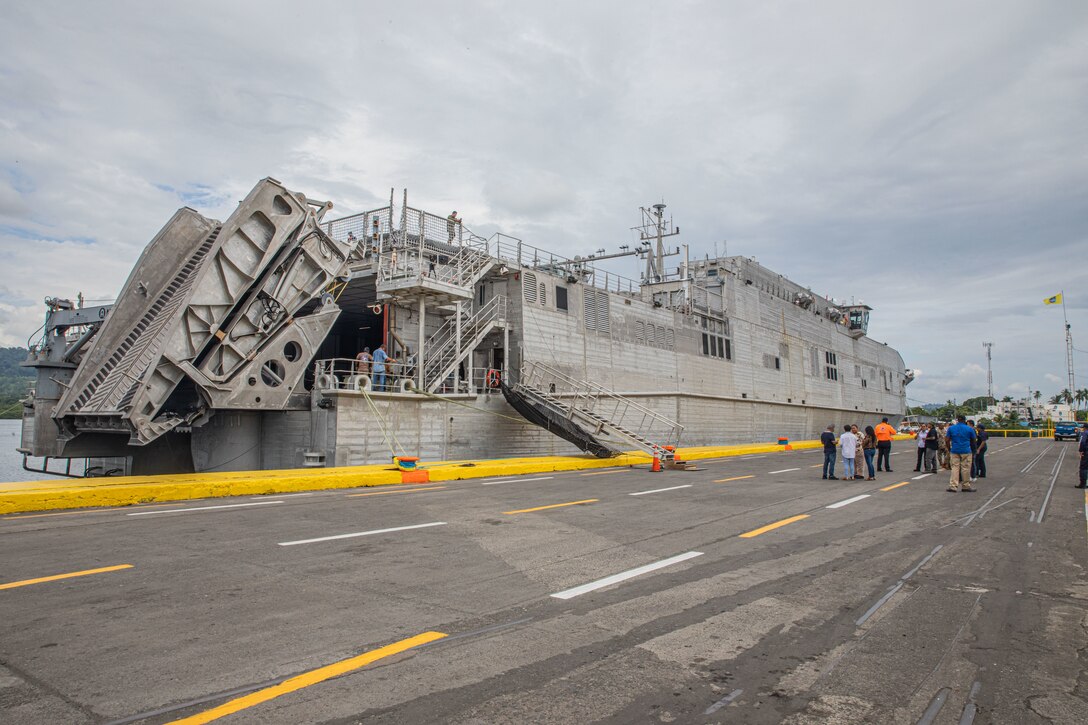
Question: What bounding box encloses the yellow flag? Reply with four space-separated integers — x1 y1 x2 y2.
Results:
1044 293 1063 305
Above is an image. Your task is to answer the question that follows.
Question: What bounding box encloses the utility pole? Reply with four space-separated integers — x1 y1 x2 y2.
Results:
982 341 994 403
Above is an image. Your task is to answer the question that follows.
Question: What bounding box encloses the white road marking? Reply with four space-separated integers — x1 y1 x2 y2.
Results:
127 501 284 516
278 521 447 546
480 476 555 485
705 688 744 715
550 551 704 599
911 473 932 480
629 485 693 496
769 468 800 474
826 494 871 509
250 493 314 499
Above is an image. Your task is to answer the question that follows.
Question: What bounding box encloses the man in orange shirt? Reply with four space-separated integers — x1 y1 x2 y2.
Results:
874 417 896 472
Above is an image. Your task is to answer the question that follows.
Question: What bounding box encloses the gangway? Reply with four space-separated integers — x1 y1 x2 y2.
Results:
504 361 683 460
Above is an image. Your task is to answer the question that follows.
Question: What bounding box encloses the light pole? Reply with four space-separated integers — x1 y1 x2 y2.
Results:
983 341 994 404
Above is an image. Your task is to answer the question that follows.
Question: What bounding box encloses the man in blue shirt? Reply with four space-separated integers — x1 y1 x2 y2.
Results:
820 425 838 480
946 415 977 492
1078 422 1088 489
372 343 388 391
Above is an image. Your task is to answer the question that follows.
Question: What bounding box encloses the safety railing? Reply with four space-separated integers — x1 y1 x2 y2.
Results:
323 207 396 253
313 357 417 394
326 206 647 296
516 360 684 452
487 234 642 296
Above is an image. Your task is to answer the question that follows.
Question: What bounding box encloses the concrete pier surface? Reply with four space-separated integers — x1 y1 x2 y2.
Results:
1 438 1085 723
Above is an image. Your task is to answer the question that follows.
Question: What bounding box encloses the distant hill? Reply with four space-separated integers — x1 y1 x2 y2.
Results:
0 347 33 419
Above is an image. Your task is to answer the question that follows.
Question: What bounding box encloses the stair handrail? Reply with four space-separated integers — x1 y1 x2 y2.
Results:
517 360 683 449
422 295 508 389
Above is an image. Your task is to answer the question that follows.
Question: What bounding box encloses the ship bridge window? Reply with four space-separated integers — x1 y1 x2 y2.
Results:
697 314 731 359
556 286 568 311
825 351 839 381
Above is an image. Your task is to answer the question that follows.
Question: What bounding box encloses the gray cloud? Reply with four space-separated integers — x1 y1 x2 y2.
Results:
1 0 1086 404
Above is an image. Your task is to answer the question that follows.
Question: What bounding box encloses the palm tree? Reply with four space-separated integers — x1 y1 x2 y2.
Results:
1077 388 1088 410
1033 390 1042 403
1049 394 1062 405
1060 389 1074 405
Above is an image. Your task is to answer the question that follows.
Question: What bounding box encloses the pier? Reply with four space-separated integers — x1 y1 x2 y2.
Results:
1 438 1084 722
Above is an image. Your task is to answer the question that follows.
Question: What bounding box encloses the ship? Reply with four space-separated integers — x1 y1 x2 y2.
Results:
17 178 910 477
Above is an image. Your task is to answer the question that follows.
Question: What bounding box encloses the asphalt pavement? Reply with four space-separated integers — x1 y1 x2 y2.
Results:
1 439 1086 724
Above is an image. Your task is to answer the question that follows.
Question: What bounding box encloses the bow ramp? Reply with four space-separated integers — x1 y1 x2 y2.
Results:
53 178 358 449
503 361 683 460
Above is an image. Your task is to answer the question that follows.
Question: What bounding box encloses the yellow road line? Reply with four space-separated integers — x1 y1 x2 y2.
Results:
347 486 446 498
166 631 447 724
0 564 133 591
3 503 186 520
504 499 598 515
715 475 755 483
809 464 823 468
739 514 809 538
880 481 911 492
580 469 626 476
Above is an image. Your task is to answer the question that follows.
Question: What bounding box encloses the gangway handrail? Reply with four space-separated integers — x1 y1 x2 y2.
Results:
517 360 683 450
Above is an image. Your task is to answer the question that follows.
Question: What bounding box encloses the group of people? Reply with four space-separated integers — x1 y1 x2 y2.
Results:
820 417 898 481
819 416 990 492
912 419 989 485
354 343 416 392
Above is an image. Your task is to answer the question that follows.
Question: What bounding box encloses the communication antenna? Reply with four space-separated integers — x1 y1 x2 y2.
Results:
982 342 994 402
634 202 680 283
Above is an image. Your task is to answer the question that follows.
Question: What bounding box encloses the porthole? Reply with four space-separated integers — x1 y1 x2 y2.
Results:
261 359 285 387
283 341 302 363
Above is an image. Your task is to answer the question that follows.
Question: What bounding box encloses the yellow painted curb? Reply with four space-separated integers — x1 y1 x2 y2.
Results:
0 433 915 515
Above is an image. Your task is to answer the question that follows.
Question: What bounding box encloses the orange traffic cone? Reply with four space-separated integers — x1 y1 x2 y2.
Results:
651 454 662 472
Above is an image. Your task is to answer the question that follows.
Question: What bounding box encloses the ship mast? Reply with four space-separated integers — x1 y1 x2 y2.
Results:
637 202 680 283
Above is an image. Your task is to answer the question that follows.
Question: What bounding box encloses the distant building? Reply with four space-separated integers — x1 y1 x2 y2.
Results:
982 398 1075 423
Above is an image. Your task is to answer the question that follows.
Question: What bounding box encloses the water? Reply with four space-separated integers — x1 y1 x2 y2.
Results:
0 418 85 483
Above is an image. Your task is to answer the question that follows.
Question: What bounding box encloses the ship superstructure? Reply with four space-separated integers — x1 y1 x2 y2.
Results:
18 180 909 476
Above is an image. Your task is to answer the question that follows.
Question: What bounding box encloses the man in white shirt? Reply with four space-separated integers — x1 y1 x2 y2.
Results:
914 424 928 471
840 424 858 480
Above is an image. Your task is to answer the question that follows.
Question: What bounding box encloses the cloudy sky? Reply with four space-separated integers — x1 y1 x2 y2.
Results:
1 1 1086 405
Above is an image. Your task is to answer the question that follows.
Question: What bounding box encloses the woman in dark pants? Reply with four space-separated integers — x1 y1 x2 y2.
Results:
862 426 877 480
974 423 989 478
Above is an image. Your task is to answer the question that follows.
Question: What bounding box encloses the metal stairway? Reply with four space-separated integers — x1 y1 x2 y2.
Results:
506 361 683 459
422 295 507 392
